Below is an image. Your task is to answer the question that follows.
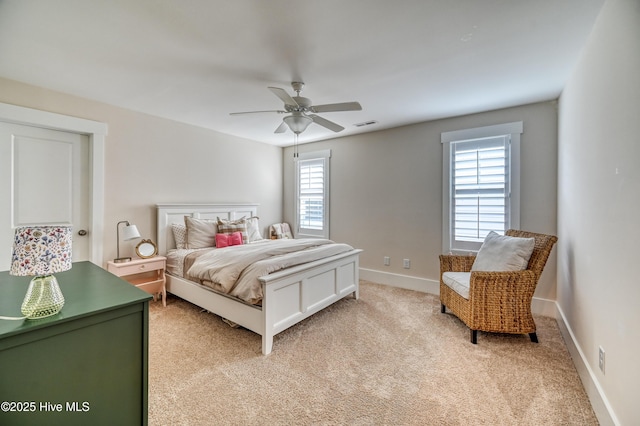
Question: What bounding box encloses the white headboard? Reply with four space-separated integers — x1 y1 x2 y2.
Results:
156 203 259 255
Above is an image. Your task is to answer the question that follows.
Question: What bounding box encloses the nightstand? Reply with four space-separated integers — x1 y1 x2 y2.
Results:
107 256 166 306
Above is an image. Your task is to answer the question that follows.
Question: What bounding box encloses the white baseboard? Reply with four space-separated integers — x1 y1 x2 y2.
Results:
359 268 439 294
531 296 557 317
360 268 555 317
555 305 618 426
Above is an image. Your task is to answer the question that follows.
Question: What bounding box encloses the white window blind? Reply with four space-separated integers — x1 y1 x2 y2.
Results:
296 150 330 238
452 136 510 243
298 158 325 230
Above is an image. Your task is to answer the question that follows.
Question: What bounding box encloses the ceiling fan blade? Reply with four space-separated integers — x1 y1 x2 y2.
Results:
309 114 344 132
268 87 299 108
274 121 288 133
230 110 285 115
311 102 362 113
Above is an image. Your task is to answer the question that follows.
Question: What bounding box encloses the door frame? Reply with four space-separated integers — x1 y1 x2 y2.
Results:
0 102 107 266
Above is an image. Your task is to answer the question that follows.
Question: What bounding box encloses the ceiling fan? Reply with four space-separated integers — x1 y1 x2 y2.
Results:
230 82 362 135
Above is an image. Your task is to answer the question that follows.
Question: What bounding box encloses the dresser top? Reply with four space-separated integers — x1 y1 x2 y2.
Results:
0 261 151 337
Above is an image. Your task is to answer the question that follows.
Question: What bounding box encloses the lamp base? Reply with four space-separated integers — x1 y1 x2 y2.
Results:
21 275 65 319
113 257 132 263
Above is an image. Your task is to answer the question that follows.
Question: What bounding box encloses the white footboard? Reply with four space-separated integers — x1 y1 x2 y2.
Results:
259 249 361 354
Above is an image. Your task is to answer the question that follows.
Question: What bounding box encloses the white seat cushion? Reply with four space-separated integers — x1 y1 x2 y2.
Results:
442 272 471 299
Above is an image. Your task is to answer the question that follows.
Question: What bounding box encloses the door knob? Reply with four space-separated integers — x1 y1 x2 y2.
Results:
78 229 88 236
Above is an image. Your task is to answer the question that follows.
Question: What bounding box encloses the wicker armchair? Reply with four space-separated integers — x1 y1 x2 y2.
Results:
439 230 557 344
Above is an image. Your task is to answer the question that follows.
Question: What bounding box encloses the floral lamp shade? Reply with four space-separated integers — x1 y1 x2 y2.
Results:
10 226 72 319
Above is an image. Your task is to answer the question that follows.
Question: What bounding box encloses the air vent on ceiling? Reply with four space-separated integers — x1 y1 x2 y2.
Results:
354 120 378 128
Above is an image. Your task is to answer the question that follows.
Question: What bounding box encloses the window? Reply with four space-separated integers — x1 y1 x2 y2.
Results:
296 149 330 238
441 122 522 253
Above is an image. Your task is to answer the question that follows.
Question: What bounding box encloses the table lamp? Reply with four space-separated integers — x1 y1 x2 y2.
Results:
114 220 141 263
9 226 72 319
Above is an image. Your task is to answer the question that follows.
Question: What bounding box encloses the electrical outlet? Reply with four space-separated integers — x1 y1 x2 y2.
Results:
598 346 605 373
403 259 410 269
383 256 390 266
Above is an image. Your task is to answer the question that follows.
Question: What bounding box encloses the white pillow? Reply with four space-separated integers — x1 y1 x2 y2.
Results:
171 223 187 249
471 231 535 272
245 216 264 243
184 216 217 249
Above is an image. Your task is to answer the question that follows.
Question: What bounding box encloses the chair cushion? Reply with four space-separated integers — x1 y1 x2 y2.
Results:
442 272 471 299
471 231 535 272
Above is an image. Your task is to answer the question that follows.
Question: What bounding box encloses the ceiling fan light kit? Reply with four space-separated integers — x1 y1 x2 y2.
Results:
283 114 313 134
230 82 362 136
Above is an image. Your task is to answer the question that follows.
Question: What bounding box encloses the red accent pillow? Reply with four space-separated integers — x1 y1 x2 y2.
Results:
215 231 244 248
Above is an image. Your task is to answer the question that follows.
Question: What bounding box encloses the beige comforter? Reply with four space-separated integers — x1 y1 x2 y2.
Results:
187 239 354 304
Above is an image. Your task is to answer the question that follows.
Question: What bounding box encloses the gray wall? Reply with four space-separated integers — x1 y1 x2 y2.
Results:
284 100 558 300
558 0 640 423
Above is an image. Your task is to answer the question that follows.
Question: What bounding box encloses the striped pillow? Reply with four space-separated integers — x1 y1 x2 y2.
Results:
217 217 248 244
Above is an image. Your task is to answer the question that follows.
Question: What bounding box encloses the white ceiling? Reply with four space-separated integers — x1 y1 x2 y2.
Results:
0 0 604 147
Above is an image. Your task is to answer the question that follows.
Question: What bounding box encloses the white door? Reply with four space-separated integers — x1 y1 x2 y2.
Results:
0 123 90 271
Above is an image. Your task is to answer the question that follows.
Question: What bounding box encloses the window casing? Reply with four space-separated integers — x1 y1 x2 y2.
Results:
442 122 522 253
295 150 330 238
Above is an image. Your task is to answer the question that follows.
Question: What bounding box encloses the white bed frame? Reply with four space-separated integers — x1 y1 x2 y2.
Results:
156 203 362 355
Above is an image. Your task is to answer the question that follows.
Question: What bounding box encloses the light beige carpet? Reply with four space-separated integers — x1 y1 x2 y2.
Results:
148 281 598 425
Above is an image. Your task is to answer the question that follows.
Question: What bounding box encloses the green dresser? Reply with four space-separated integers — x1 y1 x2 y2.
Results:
0 261 151 426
